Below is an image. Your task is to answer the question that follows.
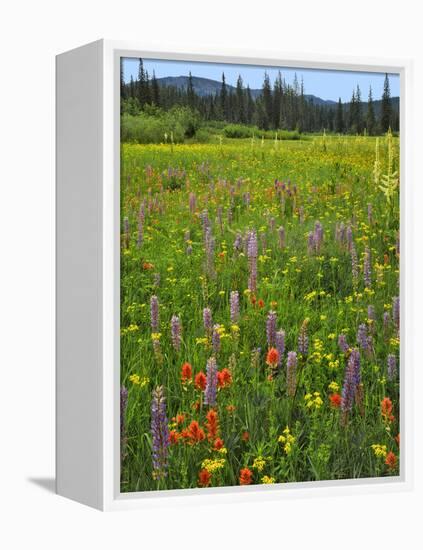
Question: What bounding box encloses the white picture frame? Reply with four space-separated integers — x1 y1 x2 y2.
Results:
56 39 413 511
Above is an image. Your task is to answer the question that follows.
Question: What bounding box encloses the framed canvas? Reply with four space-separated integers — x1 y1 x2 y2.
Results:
56 40 413 510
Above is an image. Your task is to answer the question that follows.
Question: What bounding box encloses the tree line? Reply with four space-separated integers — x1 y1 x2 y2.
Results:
121 59 398 135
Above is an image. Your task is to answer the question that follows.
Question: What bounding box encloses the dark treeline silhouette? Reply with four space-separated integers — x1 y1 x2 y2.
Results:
121 59 399 135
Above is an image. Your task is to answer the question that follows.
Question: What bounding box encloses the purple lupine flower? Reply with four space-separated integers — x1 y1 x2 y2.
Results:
287 351 298 397
298 320 309 356
363 247 372 288
247 229 258 293
276 329 285 366
150 295 159 333
357 323 368 350
278 226 285 249
171 315 182 351
120 385 128 446
266 310 277 347
387 354 397 380
212 324 221 354
204 227 215 278
351 243 359 287
230 291 240 323
393 296 400 333
341 349 360 414
233 233 242 253
313 221 323 252
307 231 315 255
367 203 373 225
269 217 275 231
151 386 170 479
204 357 218 406
201 209 210 235
338 334 349 353
186 244 193 255
203 307 212 335
189 192 196 214
243 192 250 207
184 230 190 242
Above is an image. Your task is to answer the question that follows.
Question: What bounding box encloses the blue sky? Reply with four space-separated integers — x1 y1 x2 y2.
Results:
122 57 399 103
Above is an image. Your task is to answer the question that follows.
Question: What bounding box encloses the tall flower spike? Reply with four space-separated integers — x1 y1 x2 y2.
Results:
392 296 400 333
357 323 368 350
341 349 360 416
212 324 221 354
287 351 298 397
278 226 285 249
275 329 285 366
230 291 240 323
203 307 212 336
150 295 159 333
151 386 170 480
338 333 349 353
171 315 182 351
247 229 258 293
266 310 277 347
387 354 397 380
298 319 309 356
363 247 372 288
204 357 218 406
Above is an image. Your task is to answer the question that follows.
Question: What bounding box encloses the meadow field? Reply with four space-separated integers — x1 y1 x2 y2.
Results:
120 134 400 492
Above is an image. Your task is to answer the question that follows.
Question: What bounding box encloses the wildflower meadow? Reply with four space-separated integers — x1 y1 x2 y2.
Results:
120 63 400 493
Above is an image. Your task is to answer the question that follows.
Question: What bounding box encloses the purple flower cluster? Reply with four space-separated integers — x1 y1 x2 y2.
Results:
276 330 285 366
230 291 240 323
247 230 258 293
351 243 359 287
341 348 361 414
338 333 349 353
203 307 212 335
266 310 277 347
204 357 218 406
387 354 397 380
363 247 372 288
346 225 353 251
212 324 221 354
287 351 298 397
393 296 400 333
233 233 242 253
357 323 369 350
189 192 196 214
171 315 182 350
204 227 216 278
150 295 159 333
151 386 170 479
298 320 309 356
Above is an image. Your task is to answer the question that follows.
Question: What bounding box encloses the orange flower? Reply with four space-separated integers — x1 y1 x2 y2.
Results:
258 299 265 308
226 404 236 413
239 467 253 485
198 469 212 487
242 431 250 442
181 362 192 383
142 262 154 270
205 409 219 440
266 347 279 367
385 451 397 469
195 371 207 391
169 430 180 445
381 397 395 422
250 295 257 305
175 414 185 425
329 393 342 408
217 368 232 388
213 437 224 450
188 420 205 444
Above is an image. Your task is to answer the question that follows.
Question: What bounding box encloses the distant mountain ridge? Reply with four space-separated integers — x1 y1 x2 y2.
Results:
155 75 399 111
156 75 337 106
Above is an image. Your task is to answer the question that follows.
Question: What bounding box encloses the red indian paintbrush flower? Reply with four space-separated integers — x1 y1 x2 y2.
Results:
198 469 212 487
381 397 395 422
187 420 205 444
169 430 179 445
205 409 219 440
181 362 192 383
239 467 253 485
194 371 207 391
217 368 232 388
385 451 397 469
266 347 279 367
329 393 342 408
213 437 224 450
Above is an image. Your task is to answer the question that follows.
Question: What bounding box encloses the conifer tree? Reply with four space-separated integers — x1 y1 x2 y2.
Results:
262 72 273 130
335 98 344 133
355 85 362 134
366 86 376 135
151 70 160 106
187 72 195 108
220 73 228 120
381 73 392 133
236 75 246 123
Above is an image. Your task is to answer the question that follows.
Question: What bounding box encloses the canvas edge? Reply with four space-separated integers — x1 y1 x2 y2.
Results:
98 40 413 511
